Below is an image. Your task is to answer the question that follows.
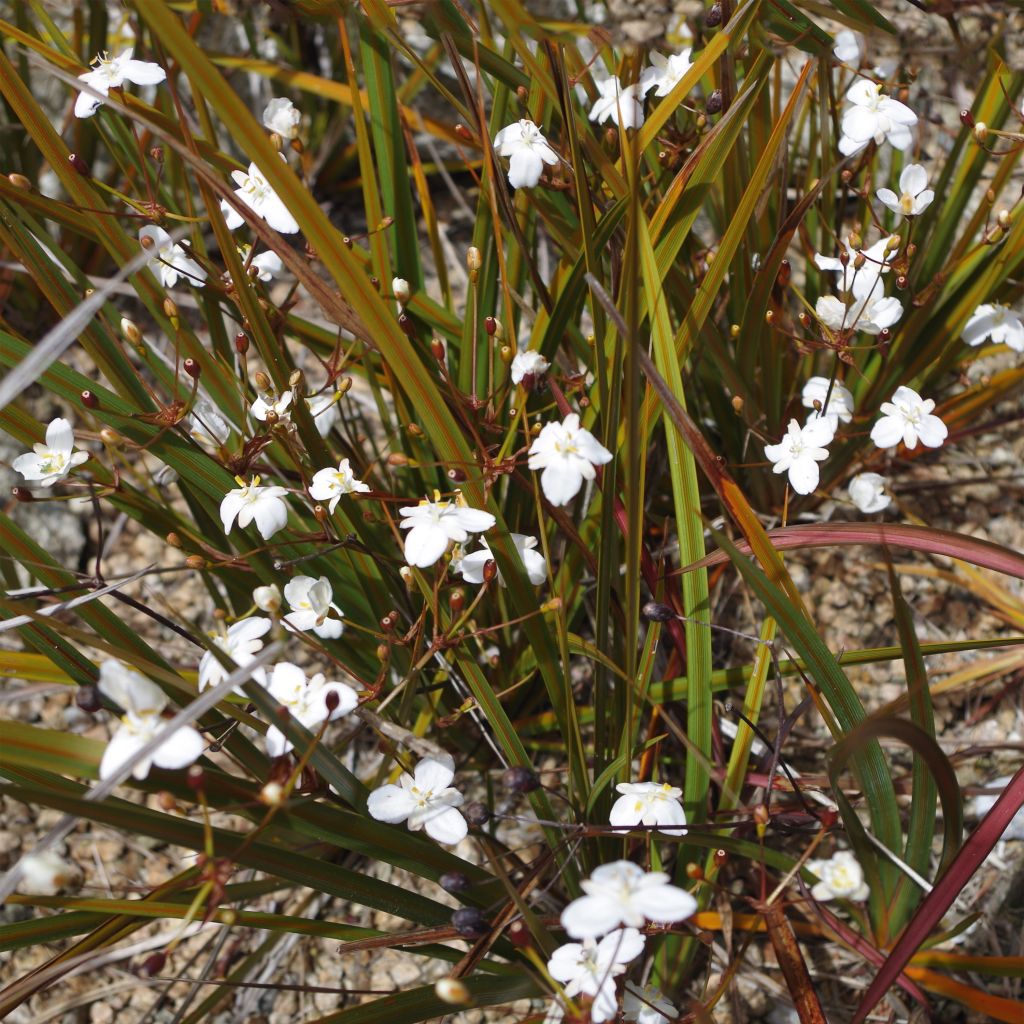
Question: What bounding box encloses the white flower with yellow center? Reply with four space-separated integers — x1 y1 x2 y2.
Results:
220 476 290 539
282 575 343 639
398 492 496 568
877 164 934 219
262 662 357 757
493 119 559 189
74 48 166 119
962 303 1024 352
198 616 271 694
806 850 870 901
13 418 89 487
221 160 299 234
547 929 645 1024
763 418 834 496
527 413 613 506
870 386 947 450
263 97 301 140
366 755 467 845
609 781 687 836
309 458 370 514
838 80 917 155
139 225 206 288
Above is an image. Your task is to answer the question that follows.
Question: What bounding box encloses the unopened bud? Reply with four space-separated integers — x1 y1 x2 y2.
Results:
259 781 285 807
99 428 121 446
376 643 389 661
68 153 90 176
431 338 446 362
449 588 465 614
7 172 31 190
166 532 182 548
713 848 728 867
254 371 271 392
185 555 206 570
997 209 1010 228
253 584 281 613
121 318 141 344
454 123 475 142
973 122 988 143
466 246 482 278
398 313 416 337
183 358 200 379
482 559 498 584
150 146 164 163
959 109 974 128
399 566 414 589
185 765 206 791
686 862 704 880
387 452 410 467
507 919 532 948
163 297 178 321
730 395 744 414
435 977 471 1005
392 277 411 307
157 791 178 812
695 114 706 130
484 315 497 336
235 332 249 354
81 389 99 409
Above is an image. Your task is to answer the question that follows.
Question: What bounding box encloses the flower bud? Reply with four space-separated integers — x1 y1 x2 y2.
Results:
121 318 141 344
484 315 497 336
183 358 200 380
254 371 271 392
973 122 988 142
502 766 540 794
399 566 415 589
959 109 974 128
185 555 207 570
392 277 411 307
997 209 1010 228
235 332 249 354
431 338 446 362
713 848 728 867
435 977 471 1005
685 862 704 880
81 389 99 409
259 781 285 807
466 246 482 276
185 765 206 791
7 172 31 190
398 313 416 337
451 907 489 939
68 152 90 176
449 588 465 614
99 428 121 446
454 123 475 142
253 584 282 613
163 297 178 321
730 395 744 414
482 559 498 584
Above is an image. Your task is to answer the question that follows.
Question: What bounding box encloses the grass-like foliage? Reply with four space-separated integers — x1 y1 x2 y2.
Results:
1 1 1023 1022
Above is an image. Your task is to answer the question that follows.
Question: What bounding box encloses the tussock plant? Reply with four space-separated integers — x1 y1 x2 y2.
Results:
1 1 1024 1022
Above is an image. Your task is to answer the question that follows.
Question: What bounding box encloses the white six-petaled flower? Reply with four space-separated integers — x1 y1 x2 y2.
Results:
870 386 947 450
139 225 206 288
250 388 293 423
547 928 645 1024
309 458 370 514
97 660 204 781
198 616 271 693
962 303 1024 353
263 97 301 140
221 160 300 234
589 76 646 130
527 413 613 506
398 493 496 568
763 418 834 496
493 120 559 189
838 79 917 155
641 49 694 98
815 294 903 336
282 575 343 639
453 533 547 586
806 850 871 902
876 164 934 219
609 781 687 836
847 472 891 513
560 860 697 939
13 417 89 487
220 477 290 538
261 661 358 757
510 349 550 385
366 755 468 845
74 48 165 119
801 376 855 431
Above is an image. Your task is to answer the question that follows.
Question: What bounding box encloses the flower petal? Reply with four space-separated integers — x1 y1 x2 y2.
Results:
367 784 416 824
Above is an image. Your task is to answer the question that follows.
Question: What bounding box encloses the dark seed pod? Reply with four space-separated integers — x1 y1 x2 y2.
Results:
462 801 490 827
183 358 201 379
81 389 99 409
706 90 723 115
439 871 471 895
706 1 723 27
234 332 249 354
398 313 416 337
507 919 532 947
451 907 489 939
75 684 102 714
185 765 206 791
642 600 676 622
138 951 166 978
12 487 33 503
68 152 90 176
502 766 540 794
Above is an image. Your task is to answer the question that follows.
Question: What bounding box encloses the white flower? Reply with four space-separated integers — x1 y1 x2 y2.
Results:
641 49 694 98
12 417 89 487
806 850 870 901
847 472 891 513
510 349 550 385
253 583 282 613
308 392 340 437
815 294 903 335
97 661 204 781
282 575 343 639
309 458 370 514
815 236 896 301
547 929 645 1024
527 413 613 506
220 477 290 538
589 77 646 129
250 388 292 423
188 398 231 448
870 386 947 450
876 164 934 219
838 80 918 155
17 848 81 896
971 776 1024 841
263 97 301 139
221 160 300 234
248 248 284 281
398 493 496 568
962 303 1024 352
763 418 833 496
609 781 687 836
366 755 467 845
139 225 206 288
74 48 166 118
198 616 271 693
453 533 547 586
832 30 864 65
623 982 678 1024
801 376 855 430
493 119 559 189
261 661 357 757
560 860 697 939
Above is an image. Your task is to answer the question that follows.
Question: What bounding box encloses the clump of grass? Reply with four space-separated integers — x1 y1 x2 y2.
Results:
1 2 1023 1022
